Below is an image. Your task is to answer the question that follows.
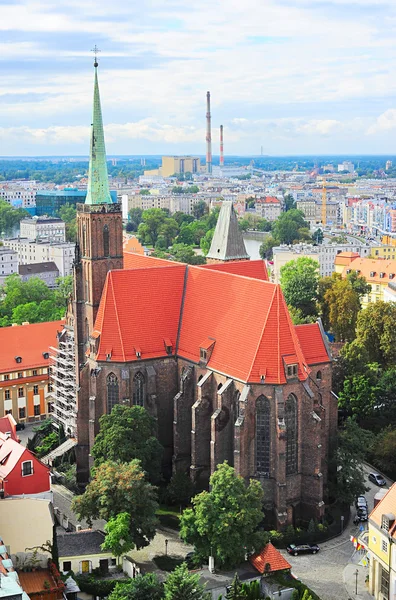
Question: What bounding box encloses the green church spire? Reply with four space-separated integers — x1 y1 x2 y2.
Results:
85 57 112 205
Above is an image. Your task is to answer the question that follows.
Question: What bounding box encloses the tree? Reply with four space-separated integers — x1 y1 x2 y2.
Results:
324 278 360 342
173 212 195 227
167 472 195 509
280 257 319 318
259 235 277 260
58 203 77 242
140 189 150 195
193 201 208 220
226 573 244 599
128 208 143 231
372 428 396 479
200 229 214 256
284 193 296 211
346 270 371 304
109 574 163 600
137 208 168 246
355 302 396 367
338 363 381 419
0 199 27 234
158 217 179 247
312 229 323 244
272 209 308 244
91 405 163 483
101 513 134 564
163 563 210 600
180 462 266 569
71 460 158 549
170 243 206 265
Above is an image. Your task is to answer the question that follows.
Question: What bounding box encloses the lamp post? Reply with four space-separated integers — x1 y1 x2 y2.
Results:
355 569 359 595
165 539 168 556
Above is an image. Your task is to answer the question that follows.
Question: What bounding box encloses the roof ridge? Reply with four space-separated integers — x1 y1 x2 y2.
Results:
109 272 126 362
277 285 281 383
175 265 189 354
247 284 277 380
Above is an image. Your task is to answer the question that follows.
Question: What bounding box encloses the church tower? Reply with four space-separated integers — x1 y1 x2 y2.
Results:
206 201 250 263
74 56 123 484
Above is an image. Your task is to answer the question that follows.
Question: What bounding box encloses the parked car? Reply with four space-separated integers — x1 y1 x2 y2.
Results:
286 544 320 556
16 423 25 431
354 507 368 524
368 472 386 487
355 495 368 510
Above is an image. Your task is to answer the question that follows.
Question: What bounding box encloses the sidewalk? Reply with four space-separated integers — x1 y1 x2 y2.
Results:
343 561 373 599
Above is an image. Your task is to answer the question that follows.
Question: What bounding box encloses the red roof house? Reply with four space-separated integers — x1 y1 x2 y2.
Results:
0 433 50 498
0 415 18 442
250 542 291 574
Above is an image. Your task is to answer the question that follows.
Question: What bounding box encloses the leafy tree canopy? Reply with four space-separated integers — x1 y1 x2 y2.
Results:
91 405 163 483
108 573 163 600
272 209 308 244
280 257 320 318
0 199 27 235
71 460 158 549
163 563 210 600
355 301 396 367
101 512 135 562
180 462 266 569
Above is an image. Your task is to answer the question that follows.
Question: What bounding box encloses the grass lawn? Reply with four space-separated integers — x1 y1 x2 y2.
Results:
156 505 181 530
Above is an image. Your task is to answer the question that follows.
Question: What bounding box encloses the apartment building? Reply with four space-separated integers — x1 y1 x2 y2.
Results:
255 196 282 221
0 247 18 286
0 187 36 208
20 216 66 243
296 199 338 225
368 483 396 600
3 238 74 276
0 320 65 423
334 253 396 306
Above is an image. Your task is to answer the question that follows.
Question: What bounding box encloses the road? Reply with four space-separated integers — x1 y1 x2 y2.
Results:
280 464 393 600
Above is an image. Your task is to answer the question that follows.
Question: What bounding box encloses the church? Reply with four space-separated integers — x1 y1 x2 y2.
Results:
55 61 337 529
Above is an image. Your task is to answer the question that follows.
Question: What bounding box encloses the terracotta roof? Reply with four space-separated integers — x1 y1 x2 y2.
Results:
123 236 145 255
256 196 281 204
295 323 330 365
334 252 360 266
369 482 396 539
94 266 186 362
202 259 268 281
341 257 396 284
250 543 291 573
0 415 18 441
0 433 27 478
0 320 65 374
123 252 179 269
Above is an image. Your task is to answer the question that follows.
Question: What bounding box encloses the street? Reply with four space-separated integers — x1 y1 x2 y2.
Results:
280 464 393 600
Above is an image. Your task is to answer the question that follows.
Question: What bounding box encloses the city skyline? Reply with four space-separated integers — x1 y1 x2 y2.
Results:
2 0 396 156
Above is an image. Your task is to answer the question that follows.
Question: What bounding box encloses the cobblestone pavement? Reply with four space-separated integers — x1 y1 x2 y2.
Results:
280 464 393 600
16 422 36 446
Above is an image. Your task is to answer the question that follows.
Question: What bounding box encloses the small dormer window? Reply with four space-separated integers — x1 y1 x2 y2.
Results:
370 271 375 277
15 356 22 364
287 364 298 377
380 272 385 279
346 269 351 274
42 352 49 359
200 348 207 361
381 513 395 532
164 338 173 355
390 273 394 279
135 347 141 359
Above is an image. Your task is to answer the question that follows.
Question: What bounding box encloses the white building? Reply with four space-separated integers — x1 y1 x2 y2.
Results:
255 197 282 221
3 239 74 277
0 187 36 208
0 247 18 286
338 161 355 173
20 216 66 243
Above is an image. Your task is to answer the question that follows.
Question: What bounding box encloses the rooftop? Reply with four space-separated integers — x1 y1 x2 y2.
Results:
369 482 396 538
57 530 109 557
19 262 59 275
250 542 292 574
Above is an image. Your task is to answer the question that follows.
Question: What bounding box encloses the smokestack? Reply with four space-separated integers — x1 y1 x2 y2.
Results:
206 91 212 174
220 125 224 167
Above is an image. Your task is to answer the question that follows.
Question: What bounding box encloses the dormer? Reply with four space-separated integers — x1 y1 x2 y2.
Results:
14 356 22 364
370 271 376 277
199 338 216 365
390 273 395 280
284 355 299 380
105 348 112 361
134 346 142 359
42 352 49 359
380 272 385 279
381 513 395 532
164 338 173 356
346 269 351 274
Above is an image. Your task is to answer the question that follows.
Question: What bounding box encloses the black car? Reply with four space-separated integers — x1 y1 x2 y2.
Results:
354 507 368 524
286 543 320 556
368 472 386 487
16 423 25 431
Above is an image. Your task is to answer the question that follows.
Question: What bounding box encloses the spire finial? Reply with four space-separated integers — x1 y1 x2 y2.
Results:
91 45 100 68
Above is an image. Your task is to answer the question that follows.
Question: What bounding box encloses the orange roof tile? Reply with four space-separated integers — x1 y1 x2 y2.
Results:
334 252 360 266
341 257 396 284
0 320 65 374
369 482 396 539
94 266 186 362
250 542 291 573
0 415 18 441
123 252 179 269
295 323 330 365
256 196 281 204
202 259 268 281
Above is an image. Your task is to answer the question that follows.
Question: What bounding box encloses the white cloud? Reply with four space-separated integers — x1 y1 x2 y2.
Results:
366 109 396 135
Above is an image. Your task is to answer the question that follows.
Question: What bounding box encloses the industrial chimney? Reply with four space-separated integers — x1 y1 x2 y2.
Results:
206 91 212 174
220 124 224 167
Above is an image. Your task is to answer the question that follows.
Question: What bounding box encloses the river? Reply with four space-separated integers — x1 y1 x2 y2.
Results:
243 235 264 260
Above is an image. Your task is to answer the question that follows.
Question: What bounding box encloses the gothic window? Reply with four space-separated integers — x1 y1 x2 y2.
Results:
133 372 145 406
316 370 322 380
285 394 298 475
233 390 241 422
107 373 119 413
82 224 86 255
256 395 270 477
103 225 110 257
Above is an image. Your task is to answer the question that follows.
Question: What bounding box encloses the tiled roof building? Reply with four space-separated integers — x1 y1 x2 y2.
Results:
64 60 336 529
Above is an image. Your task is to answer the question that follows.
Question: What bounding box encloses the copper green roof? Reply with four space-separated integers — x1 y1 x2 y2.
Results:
85 66 112 205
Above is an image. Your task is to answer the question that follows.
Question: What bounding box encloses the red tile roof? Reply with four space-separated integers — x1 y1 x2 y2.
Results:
123 253 179 269
256 196 281 204
0 433 26 478
0 320 65 374
202 259 268 281
250 542 291 573
94 266 187 362
0 415 18 441
295 323 330 365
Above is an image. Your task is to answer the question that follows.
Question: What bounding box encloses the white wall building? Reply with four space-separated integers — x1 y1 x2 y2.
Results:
20 216 66 243
3 238 74 276
0 247 18 286
0 188 37 208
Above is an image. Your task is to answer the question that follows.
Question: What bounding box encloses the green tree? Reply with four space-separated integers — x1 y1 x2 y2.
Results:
372 428 396 478
128 208 143 231
338 363 381 418
91 405 163 483
54 275 73 311
167 472 195 509
137 208 168 246
140 189 150 195
0 199 27 235
284 193 296 211
173 212 195 227
158 218 179 247
355 302 396 367
259 235 277 260
226 573 245 599
312 229 323 244
280 257 319 318
163 563 210 600
272 209 308 244
109 574 163 600
324 278 360 342
193 201 208 220
346 271 371 304
180 462 266 569
170 243 206 265
101 513 134 564
72 460 158 549
200 229 214 256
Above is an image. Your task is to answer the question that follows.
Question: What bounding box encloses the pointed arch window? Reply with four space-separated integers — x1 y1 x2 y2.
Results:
285 394 298 475
107 373 119 413
133 372 145 407
103 225 110 257
256 395 270 477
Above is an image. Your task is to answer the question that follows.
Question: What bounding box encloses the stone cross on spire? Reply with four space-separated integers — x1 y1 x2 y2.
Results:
85 52 112 206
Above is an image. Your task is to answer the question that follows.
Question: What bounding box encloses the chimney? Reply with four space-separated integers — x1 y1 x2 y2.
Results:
206 91 212 174
220 125 224 167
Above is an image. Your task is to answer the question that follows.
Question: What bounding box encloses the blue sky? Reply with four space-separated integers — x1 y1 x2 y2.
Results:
1 0 396 155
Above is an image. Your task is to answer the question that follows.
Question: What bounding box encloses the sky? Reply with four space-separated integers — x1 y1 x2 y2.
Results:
1 0 396 156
